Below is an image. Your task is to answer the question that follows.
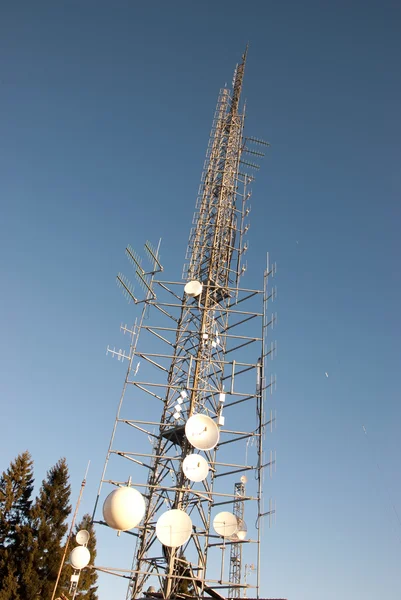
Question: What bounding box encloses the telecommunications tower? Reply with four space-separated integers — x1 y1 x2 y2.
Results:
92 47 277 600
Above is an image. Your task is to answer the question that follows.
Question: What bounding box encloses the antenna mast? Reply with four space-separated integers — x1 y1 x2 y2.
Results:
92 48 277 600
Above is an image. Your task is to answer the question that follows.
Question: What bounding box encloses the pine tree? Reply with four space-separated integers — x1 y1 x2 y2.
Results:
0 562 19 600
0 455 73 600
31 458 72 600
0 451 35 600
70 514 98 600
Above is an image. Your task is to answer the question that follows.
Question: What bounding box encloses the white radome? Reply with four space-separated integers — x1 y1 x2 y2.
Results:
103 486 146 531
184 280 203 298
182 453 209 482
70 546 91 570
156 509 193 548
213 511 238 538
185 414 220 451
76 529 90 546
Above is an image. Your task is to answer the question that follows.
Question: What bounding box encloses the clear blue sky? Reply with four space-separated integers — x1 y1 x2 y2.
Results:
1 1 401 599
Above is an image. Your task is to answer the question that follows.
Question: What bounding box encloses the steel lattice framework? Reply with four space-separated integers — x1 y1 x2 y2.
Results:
228 482 245 600
92 48 277 600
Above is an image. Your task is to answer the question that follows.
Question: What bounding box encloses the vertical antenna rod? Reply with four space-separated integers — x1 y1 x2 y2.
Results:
50 461 90 600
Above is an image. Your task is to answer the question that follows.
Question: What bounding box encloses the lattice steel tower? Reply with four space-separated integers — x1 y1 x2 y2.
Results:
92 47 277 600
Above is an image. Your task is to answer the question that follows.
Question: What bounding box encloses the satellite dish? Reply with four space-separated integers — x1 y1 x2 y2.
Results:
184 280 203 298
156 509 192 548
185 414 220 451
213 511 238 538
69 546 90 570
103 486 146 531
76 529 90 546
240 475 248 484
237 519 247 540
183 454 209 482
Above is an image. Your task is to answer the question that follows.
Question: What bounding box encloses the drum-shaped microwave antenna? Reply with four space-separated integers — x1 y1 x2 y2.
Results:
213 511 238 538
156 509 193 548
184 280 203 298
182 453 209 482
69 546 91 570
185 414 220 451
76 529 90 546
103 486 146 531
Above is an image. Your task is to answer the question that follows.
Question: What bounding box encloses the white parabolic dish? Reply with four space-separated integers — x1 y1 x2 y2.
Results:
76 529 90 546
156 509 193 548
182 453 209 482
103 486 146 531
213 511 238 538
184 280 203 298
185 414 220 451
70 546 91 570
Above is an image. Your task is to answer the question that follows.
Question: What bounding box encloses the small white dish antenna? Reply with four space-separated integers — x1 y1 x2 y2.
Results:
182 454 209 482
76 529 90 546
69 546 90 570
213 511 238 538
236 519 247 540
240 475 248 484
103 486 146 531
185 414 220 451
156 509 192 548
184 280 203 298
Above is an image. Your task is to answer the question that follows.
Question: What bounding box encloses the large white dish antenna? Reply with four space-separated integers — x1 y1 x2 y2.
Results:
156 509 192 548
184 280 203 298
213 511 238 538
185 414 220 451
103 486 146 531
69 546 90 570
76 529 90 546
183 454 209 482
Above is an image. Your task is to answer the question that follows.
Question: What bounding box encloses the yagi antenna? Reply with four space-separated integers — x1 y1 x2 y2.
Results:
126 245 145 275
106 346 131 363
136 270 156 299
145 240 163 272
239 159 260 171
244 147 265 158
116 273 137 304
246 136 270 147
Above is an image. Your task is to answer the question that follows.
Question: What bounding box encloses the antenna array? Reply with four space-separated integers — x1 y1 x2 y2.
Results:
92 48 277 600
